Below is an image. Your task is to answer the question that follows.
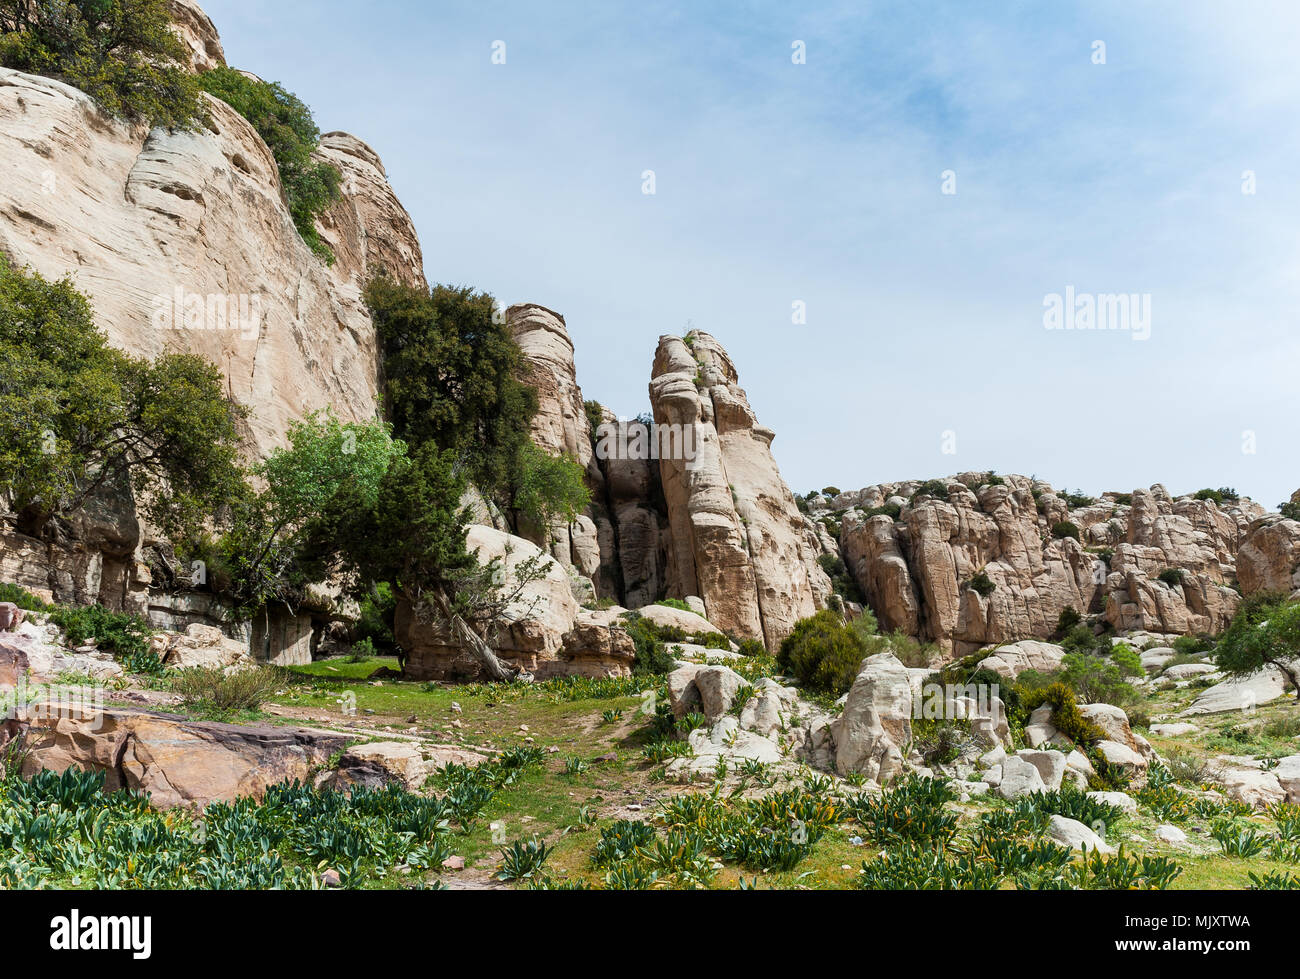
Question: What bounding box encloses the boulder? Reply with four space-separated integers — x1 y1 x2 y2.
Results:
162 623 251 670
1154 824 1188 845
1047 814 1115 854
1216 767 1285 808
830 652 913 783
1087 791 1138 815
1182 666 1293 716
977 641 1066 680
0 603 25 632
693 666 751 722
1016 749 1067 791
1273 755 1300 805
15 702 347 810
996 756 1047 800
333 741 489 790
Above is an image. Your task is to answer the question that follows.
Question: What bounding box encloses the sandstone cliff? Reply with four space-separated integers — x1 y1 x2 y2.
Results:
649 331 829 648
830 476 1265 656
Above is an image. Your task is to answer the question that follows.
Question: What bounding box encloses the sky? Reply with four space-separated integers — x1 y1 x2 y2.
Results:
204 0 1300 509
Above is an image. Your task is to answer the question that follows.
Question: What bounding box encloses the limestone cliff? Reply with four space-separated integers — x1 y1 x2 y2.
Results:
649 332 829 649
830 476 1266 656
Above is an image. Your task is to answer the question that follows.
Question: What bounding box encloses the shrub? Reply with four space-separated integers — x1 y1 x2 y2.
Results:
965 571 996 598
865 503 902 521
777 611 867 696
1022 683 1105 746
818 553 865 604
171 666 287 713
46 604 151 660
0 582 48 612
1157 568 1185 587
513 443 590 531
735 638 766 658
198 68 342 263
821 487 842 498
656 599 692 613
0 0 205 128
1058 653 1139 707
1281 500 1300 521
911 479 950 502
1172 633 1215 657
1051 521 1080 541
1055 606 1082 637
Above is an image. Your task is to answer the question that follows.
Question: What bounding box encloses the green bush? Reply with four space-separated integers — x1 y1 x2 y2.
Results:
197 67 341 263
0 0 205 128
965 571 996 598
171 665 287 713
1051 521 1080 541
1157 568 1185 587
911 479 950 503
818 553 865 604
1022 683 1105 746
777 611 867 695
0 582 48 612
1172 634 1215 657
46 603 152 661
1054 606 1082 637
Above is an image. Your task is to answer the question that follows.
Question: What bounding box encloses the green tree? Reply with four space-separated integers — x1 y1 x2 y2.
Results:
0 0 204 128
777 610 869 696
0 254 246 539
1217 595 1300 702
365 278 539 500
513 443 590 534
322 444 547 682
197 67 341 263
200 411 406 616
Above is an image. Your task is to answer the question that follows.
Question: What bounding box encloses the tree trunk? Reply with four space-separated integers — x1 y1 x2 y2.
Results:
430 587 519 683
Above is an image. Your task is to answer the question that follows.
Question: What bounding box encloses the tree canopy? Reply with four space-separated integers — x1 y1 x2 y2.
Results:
0 0 205 128
0 254 246 540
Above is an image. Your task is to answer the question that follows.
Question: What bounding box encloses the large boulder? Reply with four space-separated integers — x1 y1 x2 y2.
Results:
1047 814 1115 854
162 623 252 670
14 702 347 810
977 641 1066 680
830 652 913 782
996 755 1047 800
1182 666 1294 716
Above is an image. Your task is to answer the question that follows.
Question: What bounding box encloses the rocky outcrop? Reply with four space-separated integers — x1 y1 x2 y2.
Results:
0 65 418 462
506 305 616 596
14 702 347 810
649 332 827 649
169 0 226 72
1237 513 1300 598
829 477 1255 655
829 652 914 782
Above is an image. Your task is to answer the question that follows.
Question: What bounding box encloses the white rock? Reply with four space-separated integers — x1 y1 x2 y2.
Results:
996 756 1047 800
1047 815 1115 854
1087 791 1138 815
1154 824 1188 845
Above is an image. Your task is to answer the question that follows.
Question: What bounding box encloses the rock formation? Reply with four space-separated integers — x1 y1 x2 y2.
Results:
648 332 828 649
830 476 1258 656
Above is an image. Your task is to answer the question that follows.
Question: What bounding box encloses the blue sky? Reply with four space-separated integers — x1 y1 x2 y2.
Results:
205 0 1300 508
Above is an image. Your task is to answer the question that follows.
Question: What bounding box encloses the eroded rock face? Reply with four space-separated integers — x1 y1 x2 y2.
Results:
15 702 347 810
649 332 826 649
168 0 226 72
830 477 1254 655
0 66 417 462
1237 514 1300 598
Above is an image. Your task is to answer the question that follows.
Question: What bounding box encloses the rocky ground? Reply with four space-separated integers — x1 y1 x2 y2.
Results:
3 603 1298 890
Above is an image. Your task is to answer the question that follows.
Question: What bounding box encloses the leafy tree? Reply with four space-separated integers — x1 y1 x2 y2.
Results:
1217 594 1300 702
0 254 246 539
0 0 204 128
320 444 547 682
197 67 341 262
513 443 590 535
197 411 405 617
365 277 539 500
